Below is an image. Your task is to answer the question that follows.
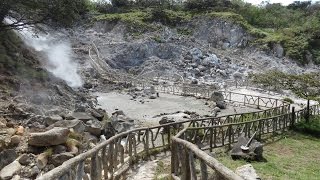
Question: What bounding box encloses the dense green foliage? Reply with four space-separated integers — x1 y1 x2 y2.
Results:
0 0 93 29
293 115 320 137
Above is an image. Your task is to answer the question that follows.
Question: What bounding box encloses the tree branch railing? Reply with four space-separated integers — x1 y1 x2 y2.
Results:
36 83 296 180
171 104 320 179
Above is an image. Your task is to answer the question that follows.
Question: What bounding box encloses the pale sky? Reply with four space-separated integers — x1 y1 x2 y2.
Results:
244 0 318 6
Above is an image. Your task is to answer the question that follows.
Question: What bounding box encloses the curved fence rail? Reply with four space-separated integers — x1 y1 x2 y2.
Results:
36 82 303 180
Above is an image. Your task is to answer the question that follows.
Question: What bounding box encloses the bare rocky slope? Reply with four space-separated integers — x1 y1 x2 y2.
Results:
71 15 319 90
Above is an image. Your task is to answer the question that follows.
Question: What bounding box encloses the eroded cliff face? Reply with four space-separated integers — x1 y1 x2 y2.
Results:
71 16 318 88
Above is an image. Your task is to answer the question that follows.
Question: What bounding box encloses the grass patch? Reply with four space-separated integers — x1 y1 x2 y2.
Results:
216 132 320 180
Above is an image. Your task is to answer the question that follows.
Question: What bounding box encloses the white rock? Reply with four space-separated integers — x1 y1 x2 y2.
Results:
235 164 260 180
0 161 21 180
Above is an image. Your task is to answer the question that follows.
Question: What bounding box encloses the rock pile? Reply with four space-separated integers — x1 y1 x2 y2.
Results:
0 105 136 179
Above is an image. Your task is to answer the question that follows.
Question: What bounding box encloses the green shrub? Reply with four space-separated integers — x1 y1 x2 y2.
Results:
293 116 320 138
283 97 294 104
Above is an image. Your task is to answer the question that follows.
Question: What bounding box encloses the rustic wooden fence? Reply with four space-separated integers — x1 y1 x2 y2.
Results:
170 104 320 180
36 83 307 180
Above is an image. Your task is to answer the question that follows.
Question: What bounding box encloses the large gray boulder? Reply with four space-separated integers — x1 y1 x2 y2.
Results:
28 127 70 146
0 161 21 180
189 48 203 61
235 164 260 180
231 134 263 161
0 149 18 170
210 91 224 102
85 120 103 136
216 101 227 109
202 54 220 66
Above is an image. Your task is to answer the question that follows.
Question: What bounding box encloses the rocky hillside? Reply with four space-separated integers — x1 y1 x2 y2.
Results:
72 10 319 89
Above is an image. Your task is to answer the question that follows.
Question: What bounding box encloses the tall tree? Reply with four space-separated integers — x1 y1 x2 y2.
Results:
0 0 90 31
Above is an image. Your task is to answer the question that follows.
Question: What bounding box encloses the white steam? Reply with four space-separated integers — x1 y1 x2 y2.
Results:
4 18 83 88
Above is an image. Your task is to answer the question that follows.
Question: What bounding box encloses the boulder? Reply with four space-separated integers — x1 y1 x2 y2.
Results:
189 48 203 61
17 154 31 166
89 109 104 121
114 122 134 133
210 91 224 102
231 134 263 161
202 54 220 66
28 127 70 146
216 101 227 109
68 112 94 122
235 164 260 180
85 120 102 136
0 149 18 170
50 120 86 134
51 152 74 166
0 161 21 180
149 95 157 99
44 115 63 126
10 135 21 146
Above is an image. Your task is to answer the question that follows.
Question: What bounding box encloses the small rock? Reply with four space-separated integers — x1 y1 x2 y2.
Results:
27 165 40 178
216 101 227 109
28 127 70 146
6 128 16 136
0 161 21 180
235 164 260 180
18 154 31 166
149 95 157 99
53 145 67 154
16 126 24 135
51 152 74 166
10 135 20 146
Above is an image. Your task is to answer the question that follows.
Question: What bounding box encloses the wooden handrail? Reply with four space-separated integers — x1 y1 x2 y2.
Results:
36 81 304 180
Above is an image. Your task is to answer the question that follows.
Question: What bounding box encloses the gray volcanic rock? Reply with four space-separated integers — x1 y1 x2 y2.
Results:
28 127 70 146
235 164 260 180
0 161 21 180
0 149 18 170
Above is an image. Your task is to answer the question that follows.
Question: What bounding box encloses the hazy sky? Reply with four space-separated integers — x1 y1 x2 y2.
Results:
244 0 317 5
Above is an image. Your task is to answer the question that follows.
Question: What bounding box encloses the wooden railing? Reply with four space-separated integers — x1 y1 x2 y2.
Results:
170 104 320 179
171 128 243 180
36 83 296 180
